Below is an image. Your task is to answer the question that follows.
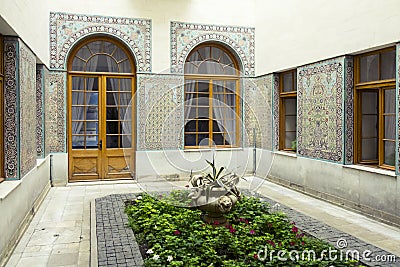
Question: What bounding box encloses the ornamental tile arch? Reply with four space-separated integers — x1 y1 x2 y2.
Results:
170 21 255 76
49 12 151 72
297 57 345 163
137 74 184 151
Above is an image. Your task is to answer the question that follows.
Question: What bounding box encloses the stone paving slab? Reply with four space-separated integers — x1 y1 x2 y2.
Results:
95 192 400 267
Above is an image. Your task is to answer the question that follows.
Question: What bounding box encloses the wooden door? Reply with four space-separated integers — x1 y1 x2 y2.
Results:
68 75 135 181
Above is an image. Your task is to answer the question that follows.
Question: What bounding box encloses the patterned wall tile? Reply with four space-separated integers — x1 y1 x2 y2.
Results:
46 71 66 153
170 21 255 76
243 75 273 150
297 57 345 163
137 74 183 150
3 38 18 179
49 12 151 72
19 41 37 178
272 74 280 151
36 65 46 158
344 57 354 165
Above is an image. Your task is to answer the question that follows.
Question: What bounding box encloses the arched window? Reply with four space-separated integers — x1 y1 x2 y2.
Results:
184 44 240 148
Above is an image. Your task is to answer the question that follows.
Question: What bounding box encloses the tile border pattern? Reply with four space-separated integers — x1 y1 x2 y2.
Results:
273 74 280 151
49 12 151 72
3 38 19 179
170 21 255 76
397 44 400 174
36 65 45 158
297 57 344 163
46 71 66 153
344 57 354 165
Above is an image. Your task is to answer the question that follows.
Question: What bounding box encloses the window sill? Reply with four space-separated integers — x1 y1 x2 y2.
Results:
274 150 297 158
343 164 397 177
0 180 21 200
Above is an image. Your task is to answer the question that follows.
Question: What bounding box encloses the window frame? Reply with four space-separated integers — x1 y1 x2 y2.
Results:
184 43 241 149
354 47 396 170
279 69 297 152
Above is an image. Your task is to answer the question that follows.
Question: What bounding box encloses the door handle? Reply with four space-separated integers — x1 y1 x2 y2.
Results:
98 140 102 150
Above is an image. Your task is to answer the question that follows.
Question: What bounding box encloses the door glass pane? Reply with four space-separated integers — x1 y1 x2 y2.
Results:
381 50 396 80
72 77 84 90
384 141 395 166
72 122 84 135
384 116 396 140
107 93 118 105
384 89 396 113
360 54 379 82
361 138 378 161
72 107 85 121
72 135 85 148
106 121 119 134
106 107 118 120
106 135 119 148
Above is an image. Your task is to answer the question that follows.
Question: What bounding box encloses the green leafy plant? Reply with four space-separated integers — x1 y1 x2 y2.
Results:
125 192 359 266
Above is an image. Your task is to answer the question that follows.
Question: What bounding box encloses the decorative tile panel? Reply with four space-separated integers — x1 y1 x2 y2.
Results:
397 44 400 174
3 38 18 179
272 74 280 151
49 12 151 72
19 41 37 177
297 57 345 162
243 75 273 150
137 74 183 150
36 65 46 158
170 21 255 76
46 71 66 153
344 57 354 165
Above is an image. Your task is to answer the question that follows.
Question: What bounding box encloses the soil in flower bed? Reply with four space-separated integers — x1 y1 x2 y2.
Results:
125 191 360 267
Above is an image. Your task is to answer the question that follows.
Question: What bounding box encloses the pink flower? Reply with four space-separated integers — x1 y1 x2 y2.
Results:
301 241 305 245
267 240 276 247
290 221 296 225
253 254 258 259
245 219 249 224
249 229 255 235
290 241 295 246
213 221 220 225
292 226 298 233
173 230 180 235
229 227 236 233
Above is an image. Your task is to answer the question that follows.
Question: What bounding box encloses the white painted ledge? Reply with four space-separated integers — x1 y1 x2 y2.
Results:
274 150 297 158
343 164 397 177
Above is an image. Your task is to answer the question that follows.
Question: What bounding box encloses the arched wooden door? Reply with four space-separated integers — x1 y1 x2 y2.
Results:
67 37 135 181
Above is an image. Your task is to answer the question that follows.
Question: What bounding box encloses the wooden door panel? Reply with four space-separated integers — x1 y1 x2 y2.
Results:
69 150 100 181
103 149 133 179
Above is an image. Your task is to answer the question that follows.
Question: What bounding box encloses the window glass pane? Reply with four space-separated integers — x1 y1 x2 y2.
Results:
384 116 396 140
106 107 118 120
198 61 224 75
362 115 378 138
72 77 84 90
197 81 209 94
76 45 92 60
211 47 222 61
86 55 118 72
198 107 209 117
285 132 296 149
361 138 378 161
213 132 224 145
119 107 132 121
103 42 117 55
283 72 293 92
293 72 297 91
106 93 118 105
72 122 84 135
197 96 208 107
185 121 196 133
384 89 396 113
86 77 98 91
226 94 236 107
225 133 235 146
185 106 197 120
213 81 224 94
113 46 128 62
361 91 378 114
381 50 396 80
198 134 209 146
119 60 132 73
72 107 85 121
72 135 84 148
197 47 210 60
72 57 85 71
198 120 209 132
285 115 296 132
106 121 119 134
360 54 379 82
212 119 224 133
384 141 396 166
225 80 236 94
86 92 98 105
284 98 297 115
86 134 98 148
184 134 196 146
72 92 84 105
87 41 103 54
86 107 98 120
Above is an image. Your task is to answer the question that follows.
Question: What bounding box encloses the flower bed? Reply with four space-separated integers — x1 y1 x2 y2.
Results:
125 191 359 266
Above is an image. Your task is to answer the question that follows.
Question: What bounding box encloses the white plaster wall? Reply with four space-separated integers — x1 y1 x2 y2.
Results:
51 153 68 186
0 158 50 262
267 153 400 224
255 0 400 74
1 0 256 71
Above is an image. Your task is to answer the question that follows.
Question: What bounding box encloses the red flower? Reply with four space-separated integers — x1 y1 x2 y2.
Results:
229 227 236 233
292 226 298 233
267 240 276 247
253 254 258 259
245 219 249 224
290 241 295 246
173 230 180 235
249 229 255 235
301 241 305 245
213 221 220 225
